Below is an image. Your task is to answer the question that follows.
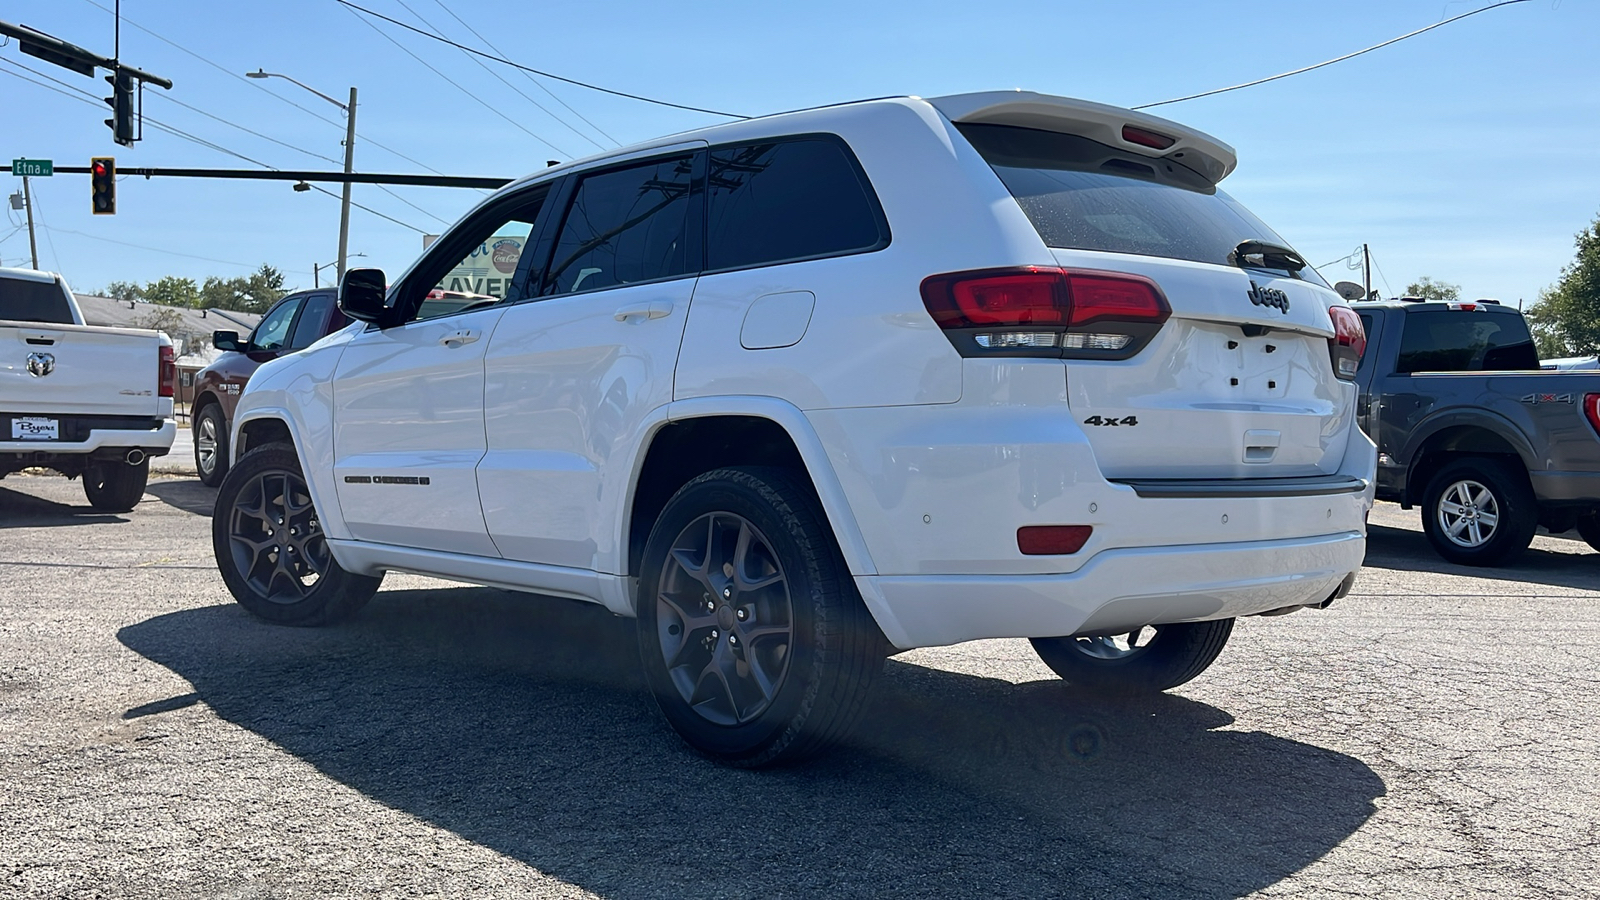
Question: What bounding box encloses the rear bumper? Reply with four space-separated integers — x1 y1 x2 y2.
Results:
1529 471 1600 504
856 531 1364 649
0 419 176 457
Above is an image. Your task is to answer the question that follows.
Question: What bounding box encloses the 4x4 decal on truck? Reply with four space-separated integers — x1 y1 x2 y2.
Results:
1520 393 1573 405
1247 282 1290 314
1083 416 1139 427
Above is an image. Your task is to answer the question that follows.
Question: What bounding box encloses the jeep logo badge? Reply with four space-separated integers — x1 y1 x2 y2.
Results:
25 351 55 377
1248 282 1290 314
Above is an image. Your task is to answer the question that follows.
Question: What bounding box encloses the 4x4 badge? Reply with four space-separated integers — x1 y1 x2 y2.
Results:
1247 282 1290 314
1520 393 1573 405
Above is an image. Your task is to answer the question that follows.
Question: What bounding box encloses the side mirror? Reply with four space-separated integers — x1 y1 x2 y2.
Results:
339 268 389 323
1334 281 1366 302
213 330 242 352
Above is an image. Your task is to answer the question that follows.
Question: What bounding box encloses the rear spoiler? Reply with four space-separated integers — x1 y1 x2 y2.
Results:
927 91 1238 185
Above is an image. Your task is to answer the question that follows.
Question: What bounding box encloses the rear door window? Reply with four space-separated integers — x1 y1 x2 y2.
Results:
543 155 696 296
1396 311 1540 373
706 137 887 271
959 123 1323 284
0 276 73 324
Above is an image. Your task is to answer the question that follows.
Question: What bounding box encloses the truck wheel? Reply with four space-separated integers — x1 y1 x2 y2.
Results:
194 404 229 487
1420 457 1537 567
83 457 150 512
1030 619 1234 695
212 442 381 626
636 467 886 767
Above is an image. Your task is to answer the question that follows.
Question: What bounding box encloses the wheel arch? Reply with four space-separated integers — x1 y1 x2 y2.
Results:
233 407 353 543
622 398 878 587
1400 411 1535 506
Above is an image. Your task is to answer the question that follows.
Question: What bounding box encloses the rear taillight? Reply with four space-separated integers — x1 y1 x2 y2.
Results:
159 344 175 398
1327 305 1366 380
920 267 1170 359
1584 394 1600 437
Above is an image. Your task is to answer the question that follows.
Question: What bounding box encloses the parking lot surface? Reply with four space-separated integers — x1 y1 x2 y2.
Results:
2 473 1597 899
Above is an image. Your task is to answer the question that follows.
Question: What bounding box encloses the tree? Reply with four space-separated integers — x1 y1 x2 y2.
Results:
104 280 142 302
198 264 287 313
134 306 188 336
1403 277 1461 301
1526 212 1600 359
141 275 200 308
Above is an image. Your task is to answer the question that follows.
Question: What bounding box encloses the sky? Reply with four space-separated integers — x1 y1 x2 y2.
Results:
1 0 1596 308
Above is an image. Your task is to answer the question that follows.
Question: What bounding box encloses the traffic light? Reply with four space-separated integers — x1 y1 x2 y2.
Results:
104 68 135 146
90 157 115 215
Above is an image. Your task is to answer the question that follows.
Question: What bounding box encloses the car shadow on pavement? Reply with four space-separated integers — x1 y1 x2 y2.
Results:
0 482 125 528
1364 523 1600 592
144 477 216 516
119 588 1384 899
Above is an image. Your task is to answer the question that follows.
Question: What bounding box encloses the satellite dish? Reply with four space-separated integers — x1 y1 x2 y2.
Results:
1334 281 1365 302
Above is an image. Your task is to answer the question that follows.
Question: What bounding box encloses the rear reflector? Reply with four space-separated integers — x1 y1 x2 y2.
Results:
1327 305 1366 381
1121 124 1176 150
921 267 1170 360
158 344 175 398
1018 525 1093 555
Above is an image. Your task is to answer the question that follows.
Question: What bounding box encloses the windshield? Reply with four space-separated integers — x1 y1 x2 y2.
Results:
959 123 1328 286
0 275 74 324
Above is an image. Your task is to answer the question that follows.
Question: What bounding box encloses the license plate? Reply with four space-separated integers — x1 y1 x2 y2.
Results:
11 416 58 440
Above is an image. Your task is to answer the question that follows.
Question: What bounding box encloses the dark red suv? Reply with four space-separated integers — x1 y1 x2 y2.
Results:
191 288 347 485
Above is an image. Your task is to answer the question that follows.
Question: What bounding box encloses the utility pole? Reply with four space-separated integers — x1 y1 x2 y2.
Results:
1363 243 1372 300
22 175 38 270
337 86 357 283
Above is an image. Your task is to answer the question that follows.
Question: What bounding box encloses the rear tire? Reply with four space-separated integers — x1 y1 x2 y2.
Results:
636 466 886 767
1420 457 1536 567
194 404 229 487
1575 512 1600 553
83 457 149 512
212 442 381 626
1031 619 1234 695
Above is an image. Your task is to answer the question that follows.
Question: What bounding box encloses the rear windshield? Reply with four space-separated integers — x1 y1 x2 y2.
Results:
0 275 73 324
1397 310 1540 373
959 123 1325 284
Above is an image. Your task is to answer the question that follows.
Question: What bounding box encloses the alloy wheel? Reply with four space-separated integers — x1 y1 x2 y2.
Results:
227 469 330 601
196 416 219 477
655 512 794 726
1073 626 1156 660
1436 479 1500 548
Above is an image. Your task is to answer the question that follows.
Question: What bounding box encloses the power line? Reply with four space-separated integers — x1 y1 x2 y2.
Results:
40 226 257 268
335 0 750 119
424 0 619 148
1133 0 1533 110
339 3 571 157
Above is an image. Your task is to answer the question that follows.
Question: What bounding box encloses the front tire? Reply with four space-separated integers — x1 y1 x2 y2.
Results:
211 442 381 626
83 457 149 512
194 404 229 487
636 467 886 767
1031 619 1234 695
1420 457 1537 567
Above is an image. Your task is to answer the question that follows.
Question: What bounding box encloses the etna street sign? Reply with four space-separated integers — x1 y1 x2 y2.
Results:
11 159 52 177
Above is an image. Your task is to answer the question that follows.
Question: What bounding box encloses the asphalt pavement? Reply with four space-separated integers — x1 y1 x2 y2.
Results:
1 473 1597 899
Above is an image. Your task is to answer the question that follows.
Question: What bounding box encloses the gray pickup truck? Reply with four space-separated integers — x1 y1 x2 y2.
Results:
1354 299 1600 565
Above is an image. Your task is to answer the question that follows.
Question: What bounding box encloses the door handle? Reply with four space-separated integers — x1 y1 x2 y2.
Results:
614 301 674 322
439 328 480 347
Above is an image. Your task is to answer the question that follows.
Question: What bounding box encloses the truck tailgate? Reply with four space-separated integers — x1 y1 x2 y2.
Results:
1 322 164 418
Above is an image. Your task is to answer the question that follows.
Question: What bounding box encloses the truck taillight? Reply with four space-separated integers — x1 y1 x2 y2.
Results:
1585 394 1600 437
1328 305 1365 380
920 267 1170 359
159 344 175 398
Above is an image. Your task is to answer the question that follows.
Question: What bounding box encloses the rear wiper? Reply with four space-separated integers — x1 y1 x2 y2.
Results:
1232 240 1308 274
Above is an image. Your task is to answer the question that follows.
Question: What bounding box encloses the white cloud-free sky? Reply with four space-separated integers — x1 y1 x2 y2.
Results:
2 0 1595 306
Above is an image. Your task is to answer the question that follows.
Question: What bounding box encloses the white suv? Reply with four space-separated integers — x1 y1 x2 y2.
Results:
213 91 1375 766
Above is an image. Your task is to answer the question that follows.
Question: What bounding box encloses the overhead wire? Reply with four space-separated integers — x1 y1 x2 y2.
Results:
1133 0 1533 109
424 0 619 148
40 226 257 268
334 0 750 119
338 3 573 158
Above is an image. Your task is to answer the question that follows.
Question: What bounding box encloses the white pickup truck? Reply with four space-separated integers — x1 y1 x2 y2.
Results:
1 267 176 511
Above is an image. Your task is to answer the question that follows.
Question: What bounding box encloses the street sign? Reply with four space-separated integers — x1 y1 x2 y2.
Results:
11 159 52 177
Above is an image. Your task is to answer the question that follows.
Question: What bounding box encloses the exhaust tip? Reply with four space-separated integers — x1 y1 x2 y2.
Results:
125 449 146 466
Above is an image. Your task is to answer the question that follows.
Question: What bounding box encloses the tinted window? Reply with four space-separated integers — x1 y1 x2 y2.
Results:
1396 311 1540 373
251 297 303 353
544 156 694 296
0 276 73 324
959 123 1326 285
1357 313 1376 374
288 294 333 350
707 139 884 271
